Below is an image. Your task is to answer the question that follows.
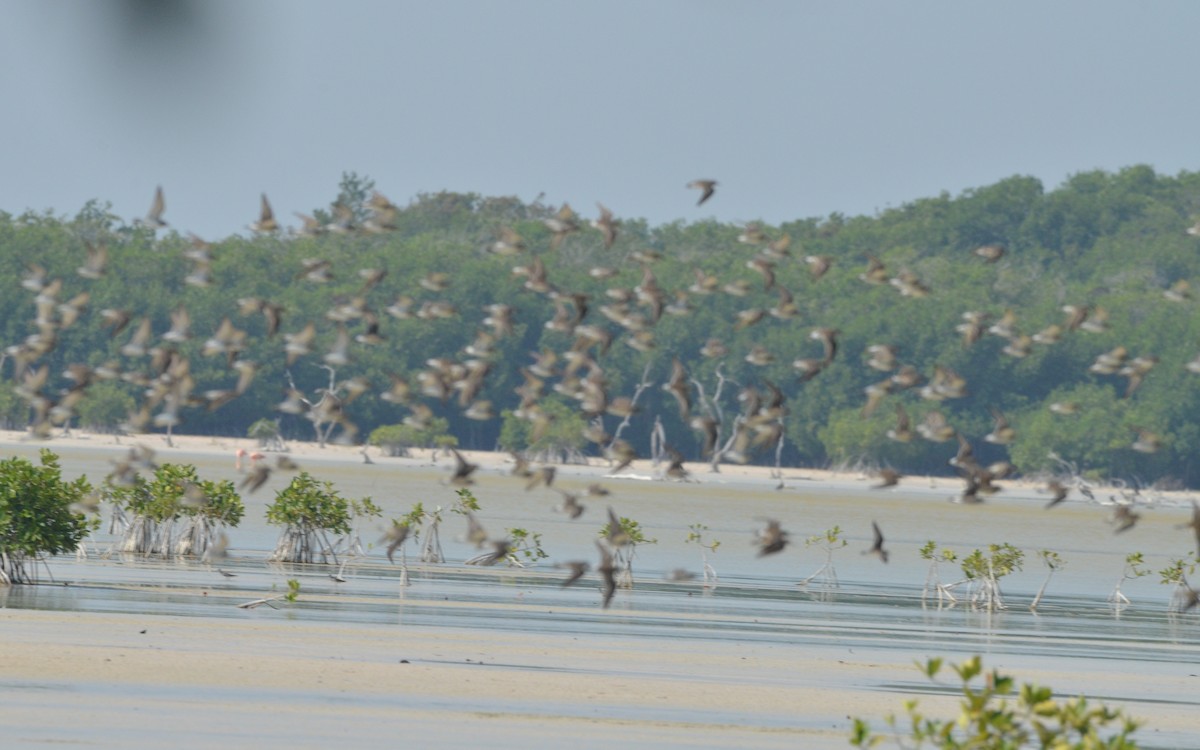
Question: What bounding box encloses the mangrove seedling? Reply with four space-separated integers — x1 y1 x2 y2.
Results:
685 523 720 589
959 543 1024 611
1030 549 1066 612
598 513 657 588
1108 552 1149 608
238 578 302 610
798 525 847 590
502 527 549 566
1159 552 1198 613
342 496 382 557
919 540 960 606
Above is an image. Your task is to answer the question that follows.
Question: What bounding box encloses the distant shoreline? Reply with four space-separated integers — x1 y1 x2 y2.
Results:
0 427 1180 506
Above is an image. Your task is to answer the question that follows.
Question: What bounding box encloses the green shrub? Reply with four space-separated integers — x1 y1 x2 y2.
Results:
266 472 353 563
107 463 243 557
368 418 451 457
0 450 95 584
851 656 1142 749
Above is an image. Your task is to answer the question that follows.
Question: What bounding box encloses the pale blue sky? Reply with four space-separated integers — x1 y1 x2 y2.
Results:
3 1 1198 238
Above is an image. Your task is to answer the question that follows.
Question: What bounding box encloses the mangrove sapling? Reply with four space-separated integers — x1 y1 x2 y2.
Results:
0 450 96 585
382 517 416 587
919 541 960 605
501 527 549 567
341 496 382 557
107 463 244 558
418 504 446 563
960 543 1024 611
685 523 720 589
238 578 301 610
265 472 352 564
1108 552 1150 607
174 472 244 559
1029 549 1065 612
850 655 1143 749
798 526 847 590
443 487 488 560
598 513 657 588
1158 552 1198 613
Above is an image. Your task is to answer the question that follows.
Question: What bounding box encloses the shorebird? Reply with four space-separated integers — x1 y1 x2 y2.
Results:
140 186 168 229
1044 480 1070 508
591 203 618 247
238 463 271 494
553 489 586 519
78 241 108 279
596 541 617 608
1131 427 1162 454
558 560 590 588
974 243 1005 263
871 468 901 489
662 357 692 419
687 179 717 206
754 519 789 557
543 203 580 249
804 254 832 280
1176 500 1200 555
984 407 1016 445
605 507 631 547
449 449 479 486
249 193 279 233
864 522 888 563
1112 504 1140 533
383 522 411 563
463 512 488 548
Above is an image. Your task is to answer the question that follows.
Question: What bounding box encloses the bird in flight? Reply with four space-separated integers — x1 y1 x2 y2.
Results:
140 186 168 229
864 521 888 563
755 519 789 557
687 179 717 206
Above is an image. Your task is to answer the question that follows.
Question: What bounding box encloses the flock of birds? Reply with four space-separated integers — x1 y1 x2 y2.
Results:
10 178 1200 609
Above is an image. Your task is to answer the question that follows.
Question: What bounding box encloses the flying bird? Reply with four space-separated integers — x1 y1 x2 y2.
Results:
558 559 590 588
596 541 617 609
687 179 717 206
140 186 168 229
449 449 479 486
755 519 789 557
384 520 412 561
249 193 279 233
1044 480 1070 509
864 522 888 563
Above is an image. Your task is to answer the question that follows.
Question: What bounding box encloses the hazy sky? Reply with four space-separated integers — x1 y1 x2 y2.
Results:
3 1 1199 239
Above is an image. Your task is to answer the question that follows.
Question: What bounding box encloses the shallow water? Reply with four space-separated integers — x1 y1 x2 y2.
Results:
3 441 1200 748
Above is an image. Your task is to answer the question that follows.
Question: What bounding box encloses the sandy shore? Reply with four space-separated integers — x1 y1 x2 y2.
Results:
0 427 1104 499
1 607 903 748
4 604 1198 750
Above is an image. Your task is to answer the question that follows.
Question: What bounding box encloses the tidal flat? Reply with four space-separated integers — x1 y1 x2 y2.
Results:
2 436 1199 749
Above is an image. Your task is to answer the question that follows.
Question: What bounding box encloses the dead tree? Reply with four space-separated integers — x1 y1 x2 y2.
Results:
605 362 654 456
690 363 737 473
